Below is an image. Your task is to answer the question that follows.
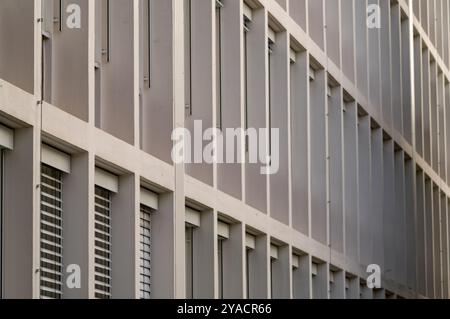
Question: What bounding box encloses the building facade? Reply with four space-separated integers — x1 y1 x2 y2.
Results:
0 0 449 299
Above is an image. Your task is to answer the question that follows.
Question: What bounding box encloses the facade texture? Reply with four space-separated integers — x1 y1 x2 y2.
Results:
0 0 450 299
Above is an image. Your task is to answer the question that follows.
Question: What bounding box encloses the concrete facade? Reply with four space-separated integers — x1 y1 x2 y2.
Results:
0 0 449 299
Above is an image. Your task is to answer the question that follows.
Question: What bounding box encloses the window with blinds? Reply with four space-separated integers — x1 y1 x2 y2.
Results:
94 186 112 299
139 205 152 299
40 164 64 299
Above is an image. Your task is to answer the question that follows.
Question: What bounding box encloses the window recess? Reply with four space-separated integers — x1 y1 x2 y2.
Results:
309 66 316 81
290 48 296 64
292 254 299 269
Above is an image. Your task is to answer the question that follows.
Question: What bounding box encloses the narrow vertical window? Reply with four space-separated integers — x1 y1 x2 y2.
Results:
139 205 152 299
245 247 251 298
40 164 63 299
216 0 223 129
94 186 112 299
102 0 111 62
95 0 102 64
185 226 194 299
243 15 251 151
245 232 255 299
269 244 278 298
217 238 224 298
42 34 52 103
268 35 274 160
270 257 274 298
143 0 151 87
95 65 101 128
184 0 193 117
56 0 63 32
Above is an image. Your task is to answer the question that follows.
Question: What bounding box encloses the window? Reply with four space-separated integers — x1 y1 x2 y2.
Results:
184 0 193 117
245 233 255 298
101 0 111 63
216 0 224 129
95 65 102 128
40 164 63 299
143 0 151 87
94 186 112 299
217 237 224 298
185 207 200 298
267 31 275 160
269 244 278 298
185 225 194 299
243 12 251 151
270 257 274 298
56 0 63 31
42 33 52 103
217 220 229 299
139 205 152 299
245 247 251 298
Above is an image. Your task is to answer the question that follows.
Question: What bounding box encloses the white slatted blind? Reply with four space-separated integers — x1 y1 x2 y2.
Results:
40 164 63 299
94 186 112 299
139 205 152 299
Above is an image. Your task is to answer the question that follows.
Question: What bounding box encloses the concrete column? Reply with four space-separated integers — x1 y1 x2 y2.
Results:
345 275 360 299
247 234 269 299
292 253 311 299
222 223 245 298
3 128 35 298
111 174 139 298
62 152 91 298
193 210 216 298
330 269 345 299
151 192 178 298
360 280 374 299
312 261 328 299
271 244 291 299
